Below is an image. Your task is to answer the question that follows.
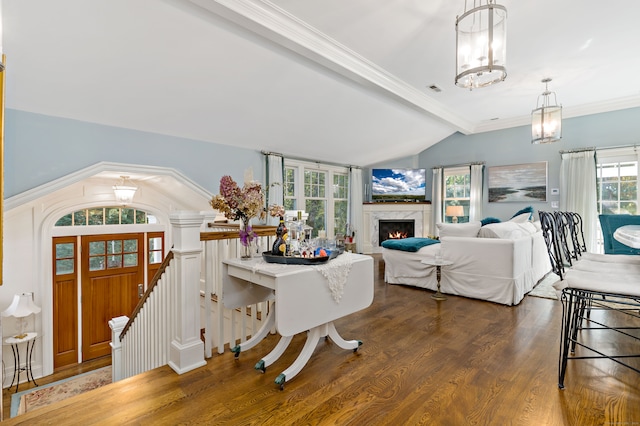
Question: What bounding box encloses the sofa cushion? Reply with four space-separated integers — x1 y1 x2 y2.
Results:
381 237 440 252
511 206 534 220
481 217 502 226
478 221 537 239
509 212 532 223
436 221 481 238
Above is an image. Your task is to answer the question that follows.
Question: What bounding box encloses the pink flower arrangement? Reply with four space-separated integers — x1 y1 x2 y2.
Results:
210 175 266 223
211 175 267 247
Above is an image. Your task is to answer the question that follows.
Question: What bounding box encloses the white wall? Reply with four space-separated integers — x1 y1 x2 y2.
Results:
1 163 213 384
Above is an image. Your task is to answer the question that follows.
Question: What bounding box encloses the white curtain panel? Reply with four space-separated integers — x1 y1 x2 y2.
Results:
349 167 364 253
560 150 598 252
469 164 484 222
431 167 443 235
266 154 284 226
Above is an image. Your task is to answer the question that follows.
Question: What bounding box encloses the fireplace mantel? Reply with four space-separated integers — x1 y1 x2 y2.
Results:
362 203 433 254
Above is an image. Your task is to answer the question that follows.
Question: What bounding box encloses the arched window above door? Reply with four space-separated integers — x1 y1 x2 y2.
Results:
55 207 158 227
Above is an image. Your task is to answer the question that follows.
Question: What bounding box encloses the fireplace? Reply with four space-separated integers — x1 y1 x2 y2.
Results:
378 219 415 245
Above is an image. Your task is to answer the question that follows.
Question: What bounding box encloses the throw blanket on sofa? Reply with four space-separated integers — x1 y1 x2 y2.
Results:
381 237 440 252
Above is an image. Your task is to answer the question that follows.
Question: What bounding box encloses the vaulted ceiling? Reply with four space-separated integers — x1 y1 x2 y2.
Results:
3 0 640 167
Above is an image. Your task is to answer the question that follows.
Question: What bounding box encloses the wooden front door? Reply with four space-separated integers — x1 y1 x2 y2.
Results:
81 233 144 361
53 237 79 368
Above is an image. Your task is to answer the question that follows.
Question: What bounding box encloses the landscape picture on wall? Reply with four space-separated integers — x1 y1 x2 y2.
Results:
488 161 547 203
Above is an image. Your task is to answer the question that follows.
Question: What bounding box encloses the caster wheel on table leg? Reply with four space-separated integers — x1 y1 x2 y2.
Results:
275 373 286 390
231 345 241 359
255 360 266 373
353 340 363 352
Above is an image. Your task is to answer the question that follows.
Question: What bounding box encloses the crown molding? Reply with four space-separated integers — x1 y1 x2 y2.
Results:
189 0 473 134
473 95 640 134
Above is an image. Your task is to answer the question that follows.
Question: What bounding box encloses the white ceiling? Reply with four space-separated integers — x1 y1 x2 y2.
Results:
3 0 640 167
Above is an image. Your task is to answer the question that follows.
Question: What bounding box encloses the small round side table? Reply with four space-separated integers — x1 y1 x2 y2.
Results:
421 258 453 301
4 332 38 393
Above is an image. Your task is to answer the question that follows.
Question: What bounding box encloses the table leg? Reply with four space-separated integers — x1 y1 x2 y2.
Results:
254 335 294 373
326 322 362 351
431 265 447 301
27 339 38 386
274 322 362 390
9 344 20 392
230 306 276 358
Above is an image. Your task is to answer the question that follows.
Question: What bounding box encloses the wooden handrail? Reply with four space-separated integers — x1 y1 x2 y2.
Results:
201 224 277 241
120 250 174 341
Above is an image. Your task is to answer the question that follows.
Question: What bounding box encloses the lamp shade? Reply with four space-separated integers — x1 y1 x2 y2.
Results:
446 206 464 217
455 0 507 89
1 293 41 318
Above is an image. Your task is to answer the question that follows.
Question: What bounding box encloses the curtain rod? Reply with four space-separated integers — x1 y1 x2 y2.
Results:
560 144 639 155
261 150 359 169
432 161 485 169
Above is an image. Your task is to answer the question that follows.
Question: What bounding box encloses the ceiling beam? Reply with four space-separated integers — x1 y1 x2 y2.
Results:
188 0 475 134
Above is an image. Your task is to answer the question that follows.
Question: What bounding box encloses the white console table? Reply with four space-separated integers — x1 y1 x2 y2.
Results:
222 253 373 389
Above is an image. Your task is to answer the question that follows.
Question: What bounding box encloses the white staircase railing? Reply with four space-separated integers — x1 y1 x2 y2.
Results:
201 223 275 356
111 214 276 382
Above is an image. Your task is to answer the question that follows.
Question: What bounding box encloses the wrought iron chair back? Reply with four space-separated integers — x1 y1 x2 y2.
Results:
538 210 565 280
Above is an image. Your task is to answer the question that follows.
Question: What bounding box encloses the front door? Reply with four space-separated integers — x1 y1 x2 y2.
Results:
81 233 144 361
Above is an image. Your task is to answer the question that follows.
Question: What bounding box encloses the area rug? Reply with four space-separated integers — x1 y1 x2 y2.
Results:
11 366 112 418
528 272 560 300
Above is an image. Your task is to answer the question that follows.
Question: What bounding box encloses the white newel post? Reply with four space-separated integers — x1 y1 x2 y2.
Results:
201 211 217 359
109 315 129 382
168 211 207 374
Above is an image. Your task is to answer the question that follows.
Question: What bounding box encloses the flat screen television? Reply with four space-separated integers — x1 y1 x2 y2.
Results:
371 168 426 202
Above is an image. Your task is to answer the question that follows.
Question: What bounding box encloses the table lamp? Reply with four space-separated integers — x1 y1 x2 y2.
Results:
446 205 464 223
1 293 41 339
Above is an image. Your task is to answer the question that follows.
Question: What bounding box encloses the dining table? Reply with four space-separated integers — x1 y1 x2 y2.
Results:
221 252 374 389
613 224 640 249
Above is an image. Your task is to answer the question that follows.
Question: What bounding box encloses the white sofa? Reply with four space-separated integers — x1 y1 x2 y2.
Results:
382 217 552 305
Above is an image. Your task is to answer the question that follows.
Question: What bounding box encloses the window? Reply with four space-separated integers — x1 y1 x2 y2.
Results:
597 161 638 215
443 166 471 223
55 207 156 226
88 238 139 271
284 160 349 238
595 148 639 253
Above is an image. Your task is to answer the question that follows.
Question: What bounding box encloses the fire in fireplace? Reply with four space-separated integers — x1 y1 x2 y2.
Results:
379 219 415 245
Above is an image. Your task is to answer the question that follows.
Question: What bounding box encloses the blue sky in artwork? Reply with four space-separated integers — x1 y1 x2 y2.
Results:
372 169 426 195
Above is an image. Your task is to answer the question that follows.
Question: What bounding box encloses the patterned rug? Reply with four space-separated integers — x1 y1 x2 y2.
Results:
528 273 560 300
11 366 112 418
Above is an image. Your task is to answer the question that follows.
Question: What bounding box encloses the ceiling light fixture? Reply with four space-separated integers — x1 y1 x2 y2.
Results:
531 78 562 144
113 176 138 205
455 0 507 90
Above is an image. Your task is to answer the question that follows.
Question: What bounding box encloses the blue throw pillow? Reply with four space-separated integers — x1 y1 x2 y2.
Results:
381 237 440 252
511 206 534 220
481 217 501 226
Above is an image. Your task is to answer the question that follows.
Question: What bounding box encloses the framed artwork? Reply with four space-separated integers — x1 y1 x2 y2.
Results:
488 161 547 203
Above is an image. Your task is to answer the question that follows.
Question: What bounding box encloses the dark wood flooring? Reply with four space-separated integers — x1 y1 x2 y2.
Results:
3 255 639 425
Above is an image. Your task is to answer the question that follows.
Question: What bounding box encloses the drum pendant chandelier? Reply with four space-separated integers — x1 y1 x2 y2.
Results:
531 78 563 144
455 0 507 90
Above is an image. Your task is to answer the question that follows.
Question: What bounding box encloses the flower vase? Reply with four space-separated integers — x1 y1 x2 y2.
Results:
239 218 254 260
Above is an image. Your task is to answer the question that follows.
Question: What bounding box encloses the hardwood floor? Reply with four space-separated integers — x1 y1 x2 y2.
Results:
3 255 639 425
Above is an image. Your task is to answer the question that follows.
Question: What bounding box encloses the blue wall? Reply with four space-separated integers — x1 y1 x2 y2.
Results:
4 109 264 198
6 106 640 218
371 106 640 221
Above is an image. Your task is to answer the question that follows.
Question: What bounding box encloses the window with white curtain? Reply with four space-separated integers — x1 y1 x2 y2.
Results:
283 159 349 238
443 166 471 223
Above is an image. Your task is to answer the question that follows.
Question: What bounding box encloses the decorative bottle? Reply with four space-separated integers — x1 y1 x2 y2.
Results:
271 216 287 255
